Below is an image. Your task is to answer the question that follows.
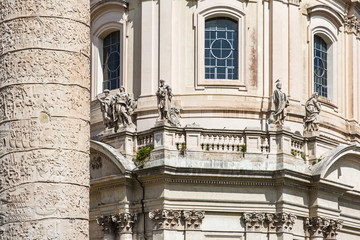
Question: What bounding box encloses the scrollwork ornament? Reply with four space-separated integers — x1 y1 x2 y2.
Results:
183 210 205 230
149 209 181 230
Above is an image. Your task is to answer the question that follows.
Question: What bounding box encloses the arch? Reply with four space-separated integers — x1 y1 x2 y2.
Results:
307 5 344 29
90 140 136 174
312 145 360 178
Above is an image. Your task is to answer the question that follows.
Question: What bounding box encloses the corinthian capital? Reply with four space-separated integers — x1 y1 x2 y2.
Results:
266 213 297 232
112 213 137 233
305 217 342 239
149 209 181 230
243 212 266 231
96 215 114 235
183 210 205 230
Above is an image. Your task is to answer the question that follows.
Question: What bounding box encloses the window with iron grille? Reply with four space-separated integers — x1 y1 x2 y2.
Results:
314 35 328 98
103 31 121 90
205 17 238 80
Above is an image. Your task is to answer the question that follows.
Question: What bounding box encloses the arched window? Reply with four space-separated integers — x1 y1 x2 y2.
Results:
103 31 121 90
314 35 328 98
205 17 238 80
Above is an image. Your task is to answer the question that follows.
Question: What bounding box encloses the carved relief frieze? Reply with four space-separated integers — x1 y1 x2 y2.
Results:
0 18 90 56
112 213 137 233
0 50 90 89
0 184 89 225
183 210 205 230
0 85 90 123
0 150 89 192
266 213 297 232
149 209 181 230
0 0 89 23
243 212 266 231
305 217 342 239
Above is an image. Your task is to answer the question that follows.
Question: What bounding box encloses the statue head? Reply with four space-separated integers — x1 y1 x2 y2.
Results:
159 79 165 86
119 86 125 93
103 89 110 96
312 92 319 99
275 79 282 90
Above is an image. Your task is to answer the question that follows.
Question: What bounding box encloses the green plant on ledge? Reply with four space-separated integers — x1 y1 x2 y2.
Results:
300 152 306 161
240 144 247 153
291 149 297 157
133 144 154 167
179 142 186 156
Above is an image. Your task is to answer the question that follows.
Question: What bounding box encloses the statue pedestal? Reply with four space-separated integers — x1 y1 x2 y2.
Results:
100 128 137 160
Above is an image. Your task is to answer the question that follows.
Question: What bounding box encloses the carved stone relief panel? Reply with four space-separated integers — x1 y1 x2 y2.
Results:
0 50 90 89
149 209 182 230
243 212 297 233
0 18 90 56
305 217 342 239
183 210 205 230
0 0 90 23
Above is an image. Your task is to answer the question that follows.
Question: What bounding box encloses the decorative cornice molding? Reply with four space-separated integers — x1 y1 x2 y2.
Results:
305 217 343 239
243 212 297 232
183 210 205 230
149 209 181 230
112 213 137 233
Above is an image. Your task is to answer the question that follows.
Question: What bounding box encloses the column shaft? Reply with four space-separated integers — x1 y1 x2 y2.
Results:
0 1 90 239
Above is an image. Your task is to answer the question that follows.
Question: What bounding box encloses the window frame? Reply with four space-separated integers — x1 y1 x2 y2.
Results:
91 3 127 99
194 3 246 90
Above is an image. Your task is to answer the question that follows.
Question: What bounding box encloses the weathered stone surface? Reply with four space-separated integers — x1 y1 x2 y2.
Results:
0 0 90 238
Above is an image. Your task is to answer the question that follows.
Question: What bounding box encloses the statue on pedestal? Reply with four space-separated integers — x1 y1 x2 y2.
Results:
268 79 289 126
97 87 137 132
304 93 321 132
156 80 180 127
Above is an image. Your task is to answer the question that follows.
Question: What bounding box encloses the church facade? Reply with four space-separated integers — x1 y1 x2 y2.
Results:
89 0 360 239
1 0 360 239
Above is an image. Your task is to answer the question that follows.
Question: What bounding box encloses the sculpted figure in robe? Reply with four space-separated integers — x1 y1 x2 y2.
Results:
156 79 180 127
269 79 289 126
304 92 321 132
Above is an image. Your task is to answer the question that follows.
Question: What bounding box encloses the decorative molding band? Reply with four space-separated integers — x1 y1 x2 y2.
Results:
243 212 297 232
149 209 205 230
305 217 343 239
112 213 137 233
149 209 181 230
183 210 205 230
96 213 137 235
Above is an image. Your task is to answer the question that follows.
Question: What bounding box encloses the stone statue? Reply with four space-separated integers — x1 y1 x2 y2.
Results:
269 79 289 126
156 80 181 127
97 87 137 132
113 86 137 130
97 89 114 129
304 93 321 132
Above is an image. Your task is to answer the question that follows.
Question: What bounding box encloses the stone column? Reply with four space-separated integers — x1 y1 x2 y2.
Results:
243 213 268 240
112 213 137 240
0 1 90 239
304 217 342 240
266 213 296 240
183 210 205 240
97 216 116 240
149 209 182 240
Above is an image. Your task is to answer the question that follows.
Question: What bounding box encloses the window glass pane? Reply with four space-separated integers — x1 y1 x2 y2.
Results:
103 31 121 90
314 35 327 97
205 17 238 80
